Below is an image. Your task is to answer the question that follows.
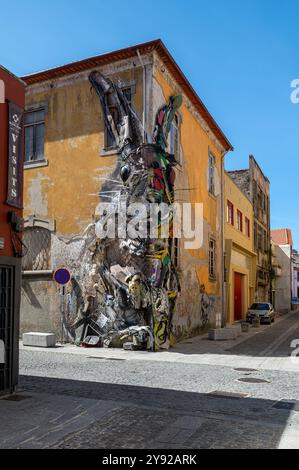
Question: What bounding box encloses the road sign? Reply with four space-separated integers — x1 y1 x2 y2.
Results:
54 268 71 285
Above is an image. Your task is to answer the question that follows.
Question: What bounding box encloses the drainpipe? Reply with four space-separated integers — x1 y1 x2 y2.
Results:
136 49 146 144
221 150 228 328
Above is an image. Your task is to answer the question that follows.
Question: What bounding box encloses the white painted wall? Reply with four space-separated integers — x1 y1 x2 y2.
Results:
274 244 292 312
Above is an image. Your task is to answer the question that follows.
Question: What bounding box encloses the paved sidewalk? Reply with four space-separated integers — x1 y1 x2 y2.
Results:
19 311 299 372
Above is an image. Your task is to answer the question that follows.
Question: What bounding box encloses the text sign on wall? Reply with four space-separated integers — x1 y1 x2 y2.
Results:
6 102 23 208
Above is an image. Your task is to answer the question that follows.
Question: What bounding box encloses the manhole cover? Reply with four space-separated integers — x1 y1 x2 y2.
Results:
208 390 248 399
3 394 32 401
234 368 258 372
237 378 270 384
87 356 125 361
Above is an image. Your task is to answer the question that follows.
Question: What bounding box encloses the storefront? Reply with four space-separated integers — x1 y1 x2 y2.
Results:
0 66 25 395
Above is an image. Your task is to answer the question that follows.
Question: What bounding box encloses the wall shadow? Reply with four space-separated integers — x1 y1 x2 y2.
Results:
16 374 296 449
170 312 299 358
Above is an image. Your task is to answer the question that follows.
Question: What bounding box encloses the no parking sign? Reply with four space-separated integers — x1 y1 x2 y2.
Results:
54 268 71 285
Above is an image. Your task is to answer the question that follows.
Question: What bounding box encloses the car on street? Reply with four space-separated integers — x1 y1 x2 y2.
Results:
246 302 276 325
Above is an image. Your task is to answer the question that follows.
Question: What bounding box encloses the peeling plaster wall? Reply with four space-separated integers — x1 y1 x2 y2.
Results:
26 172 51 217
20 277 60 337
20 233 87 339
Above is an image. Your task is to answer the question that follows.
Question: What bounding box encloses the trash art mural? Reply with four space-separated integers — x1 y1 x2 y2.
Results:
63 71 183 351
199 284 213 327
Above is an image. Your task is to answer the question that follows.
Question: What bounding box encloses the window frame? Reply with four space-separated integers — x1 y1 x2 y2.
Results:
227 200 234 226
236 210 243 232
104 85 134 151
257 226 263 251
208 151 216 196
245 217 250 238
24 108 45 163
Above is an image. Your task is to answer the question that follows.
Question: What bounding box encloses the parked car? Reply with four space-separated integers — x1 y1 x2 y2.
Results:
246 303 276 325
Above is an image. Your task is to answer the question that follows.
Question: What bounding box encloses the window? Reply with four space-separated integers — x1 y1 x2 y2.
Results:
257 226 263 251
245 217 250 238
257 188 263 209
263 230 268 253
297 271 299 283
227 201 234 225
106 106 119 149
237 210 243 232
209 237 216 280
105 87 132 149
24 109 45 162
208 152 216 195
254 222 258 250
122 87 132 105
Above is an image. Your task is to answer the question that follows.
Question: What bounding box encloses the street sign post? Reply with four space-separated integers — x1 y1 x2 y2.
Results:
54 268 71 343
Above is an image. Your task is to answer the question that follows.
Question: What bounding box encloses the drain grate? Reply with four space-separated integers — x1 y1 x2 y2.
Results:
273 400 299 411
237 377 270 384
87 356 126 362
208 390 248 399
234 368 258 372
3 394 32 401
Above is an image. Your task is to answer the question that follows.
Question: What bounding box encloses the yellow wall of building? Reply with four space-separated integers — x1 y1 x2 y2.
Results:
153 65 225 334
224 173 256 323
225 173 254 253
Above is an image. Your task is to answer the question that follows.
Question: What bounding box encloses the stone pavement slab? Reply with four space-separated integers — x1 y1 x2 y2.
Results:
0 392 119 449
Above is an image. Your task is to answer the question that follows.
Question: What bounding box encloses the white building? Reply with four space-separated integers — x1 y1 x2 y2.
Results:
271 229 293 313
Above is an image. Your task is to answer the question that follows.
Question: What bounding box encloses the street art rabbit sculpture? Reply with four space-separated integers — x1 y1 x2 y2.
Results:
68 71 182 351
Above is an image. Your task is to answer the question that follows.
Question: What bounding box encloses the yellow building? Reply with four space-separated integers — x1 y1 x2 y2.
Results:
224 172 256 324
20 40 233 340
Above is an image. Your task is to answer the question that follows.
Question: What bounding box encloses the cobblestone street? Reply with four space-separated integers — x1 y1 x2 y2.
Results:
1 312 299 449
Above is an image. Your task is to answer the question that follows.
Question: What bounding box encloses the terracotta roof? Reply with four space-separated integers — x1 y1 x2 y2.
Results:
271 229 293 246
20 39 233 152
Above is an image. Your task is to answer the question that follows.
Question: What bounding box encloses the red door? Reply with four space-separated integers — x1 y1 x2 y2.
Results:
234 273 243 321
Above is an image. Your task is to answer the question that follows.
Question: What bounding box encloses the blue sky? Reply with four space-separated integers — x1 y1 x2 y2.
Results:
1 0 298 246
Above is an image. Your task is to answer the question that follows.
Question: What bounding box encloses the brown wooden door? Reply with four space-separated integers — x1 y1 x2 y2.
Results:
234 273 243 321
